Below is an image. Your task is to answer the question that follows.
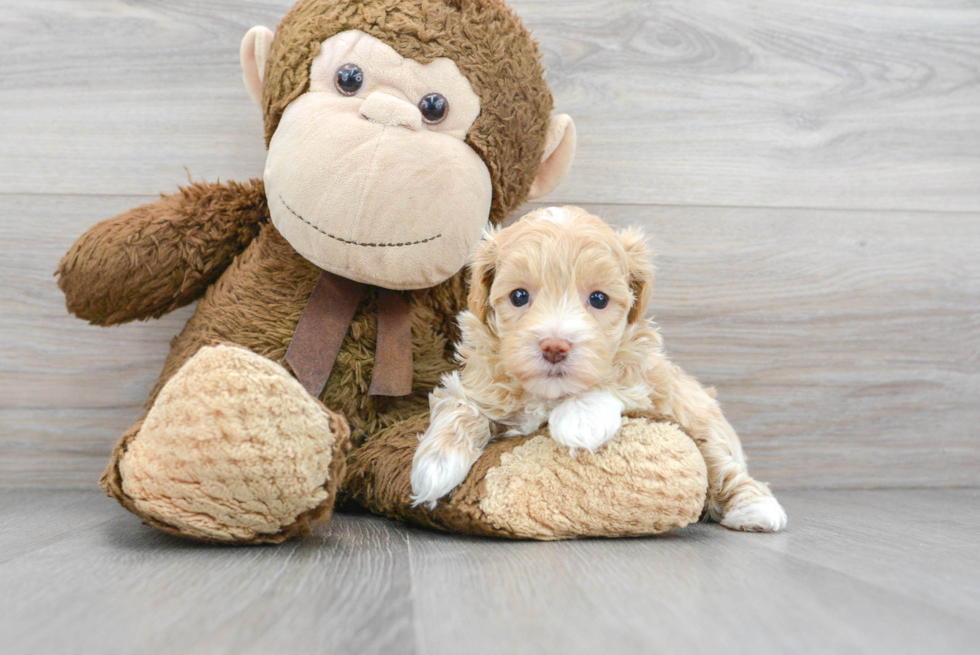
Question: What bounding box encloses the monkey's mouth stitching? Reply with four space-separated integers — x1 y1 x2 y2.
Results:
278 195 441 248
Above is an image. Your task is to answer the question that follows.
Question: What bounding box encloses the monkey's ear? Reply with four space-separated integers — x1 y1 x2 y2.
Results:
619 227 656 323
467 228 501 323
240 26 275 108
527 114 577 200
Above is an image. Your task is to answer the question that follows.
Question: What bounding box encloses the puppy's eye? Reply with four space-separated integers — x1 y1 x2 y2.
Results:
509 289 530 307
419 93 449 124
335 64 364 96
589 291 609 309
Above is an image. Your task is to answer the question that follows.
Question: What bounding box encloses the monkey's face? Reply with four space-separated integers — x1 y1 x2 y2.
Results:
263 31 492 290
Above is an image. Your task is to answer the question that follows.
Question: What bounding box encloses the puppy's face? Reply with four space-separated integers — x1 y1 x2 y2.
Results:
468 207 654 399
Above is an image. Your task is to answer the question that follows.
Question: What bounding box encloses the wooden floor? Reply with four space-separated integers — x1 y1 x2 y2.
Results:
0 488 977 655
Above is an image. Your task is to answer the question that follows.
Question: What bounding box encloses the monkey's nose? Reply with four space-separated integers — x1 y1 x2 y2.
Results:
359 92 422 131
540 338 571 364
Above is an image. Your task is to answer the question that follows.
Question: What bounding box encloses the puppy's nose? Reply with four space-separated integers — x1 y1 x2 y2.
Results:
540 338 571 364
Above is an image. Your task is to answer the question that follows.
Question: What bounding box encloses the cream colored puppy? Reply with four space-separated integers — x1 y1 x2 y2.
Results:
410 207 787 532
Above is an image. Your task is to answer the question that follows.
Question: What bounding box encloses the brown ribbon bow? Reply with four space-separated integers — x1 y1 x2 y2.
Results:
285 270 414 398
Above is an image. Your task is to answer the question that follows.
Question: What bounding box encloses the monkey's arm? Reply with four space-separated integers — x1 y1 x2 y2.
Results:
57 179 268 325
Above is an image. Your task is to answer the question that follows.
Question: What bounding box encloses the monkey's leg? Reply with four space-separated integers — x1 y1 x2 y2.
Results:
343 413 707 539
102 344 350 544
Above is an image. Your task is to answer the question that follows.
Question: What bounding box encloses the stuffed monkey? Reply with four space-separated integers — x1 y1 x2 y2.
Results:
57 0 708 543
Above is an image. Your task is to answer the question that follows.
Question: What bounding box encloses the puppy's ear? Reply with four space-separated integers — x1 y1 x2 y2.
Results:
619 227 655 323
467 228 500 323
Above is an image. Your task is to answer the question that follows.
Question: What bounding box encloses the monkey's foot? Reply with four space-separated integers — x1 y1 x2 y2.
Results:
344 414 707 540
103 345 350 544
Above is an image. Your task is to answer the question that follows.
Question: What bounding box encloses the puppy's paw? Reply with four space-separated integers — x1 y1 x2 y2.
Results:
548 391 625 452
721 495 788 532
410 446 476 510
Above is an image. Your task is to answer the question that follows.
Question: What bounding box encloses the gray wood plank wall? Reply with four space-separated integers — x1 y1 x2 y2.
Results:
1 0 978 489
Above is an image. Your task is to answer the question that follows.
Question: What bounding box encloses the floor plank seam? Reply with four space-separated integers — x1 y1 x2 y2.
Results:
405 532 428 655
4 192 978 217
510 198 980 216
782 485 980 492
0 191 160 201
0 516 119 567
752 539 975 623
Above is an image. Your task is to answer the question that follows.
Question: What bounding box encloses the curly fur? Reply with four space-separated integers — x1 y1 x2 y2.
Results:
412 207 787 531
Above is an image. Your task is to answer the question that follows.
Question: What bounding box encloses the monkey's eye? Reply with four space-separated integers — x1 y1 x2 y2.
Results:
419 93 449 124
509 289 530 307
335 64 364 96
588 292 609 309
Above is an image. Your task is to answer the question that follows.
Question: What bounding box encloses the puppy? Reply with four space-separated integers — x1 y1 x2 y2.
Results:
410 207 787 532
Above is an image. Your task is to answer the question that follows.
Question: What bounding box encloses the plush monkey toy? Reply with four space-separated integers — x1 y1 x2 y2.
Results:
57 0 708 543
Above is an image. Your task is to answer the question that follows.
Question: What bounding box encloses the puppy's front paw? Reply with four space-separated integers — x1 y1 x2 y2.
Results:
548 391 625 453
410 446 476 510
721 495 788 532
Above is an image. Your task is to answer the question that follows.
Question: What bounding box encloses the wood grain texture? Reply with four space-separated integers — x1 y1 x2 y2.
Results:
0 488 977 654
582 202 980 489
0 193 190 486
408 488 980 655
1 0 978 210
0 489 416 655
4 193 977 488
751 489 980 619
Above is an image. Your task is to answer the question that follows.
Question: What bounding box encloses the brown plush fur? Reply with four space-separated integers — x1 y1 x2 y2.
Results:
108 345 353 543
264 0 552 224
103 410 351 545
74 182 707 543
57 180 268 326
56 0 708 543
344 413 706 539
61 174 477 542
141 214 464 434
